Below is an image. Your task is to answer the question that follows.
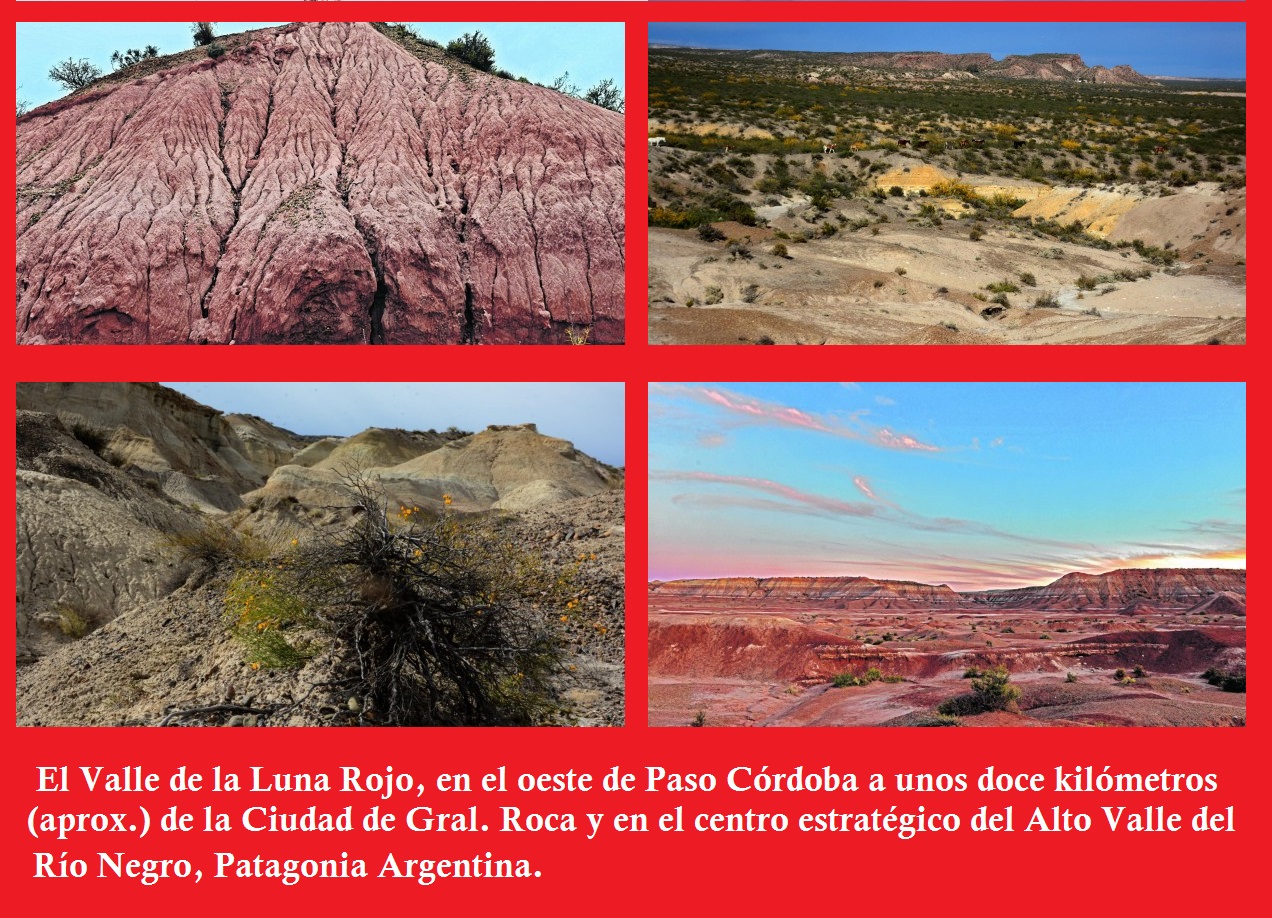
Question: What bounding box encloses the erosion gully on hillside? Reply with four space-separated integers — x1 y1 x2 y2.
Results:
649 571 1245 727
17 23 625 344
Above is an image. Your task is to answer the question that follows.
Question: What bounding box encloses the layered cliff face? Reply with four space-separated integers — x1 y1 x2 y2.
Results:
969 568 1246 611
16 382 310 507
651 569 1245 613
819 51 1155 85
648 576 964 609
17 22 625 344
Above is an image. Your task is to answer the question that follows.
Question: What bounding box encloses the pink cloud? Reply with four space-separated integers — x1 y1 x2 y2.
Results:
653 470 879 518
661 384 942 452
853 476 881 501
876 428 940 452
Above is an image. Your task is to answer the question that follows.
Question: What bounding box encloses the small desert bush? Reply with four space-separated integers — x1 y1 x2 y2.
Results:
938 665 1021 716
697 223 725 242
832 667 883 688
57 605 95 639
68 421 109 456
1203 667 1246 693
986 280 1020 294
225 568 321 669
165 518 272 566
1033 292 1061 308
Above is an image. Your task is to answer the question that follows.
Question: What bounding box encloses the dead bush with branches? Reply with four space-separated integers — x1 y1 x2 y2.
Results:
223 476 568 726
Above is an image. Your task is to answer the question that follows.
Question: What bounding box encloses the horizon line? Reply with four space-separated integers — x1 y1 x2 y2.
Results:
649 565 1246 593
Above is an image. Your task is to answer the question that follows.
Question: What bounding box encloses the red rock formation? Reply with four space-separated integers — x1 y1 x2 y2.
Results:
17 23 624 344
651 569 1245 613
649 576 964 609
969 568 1246 611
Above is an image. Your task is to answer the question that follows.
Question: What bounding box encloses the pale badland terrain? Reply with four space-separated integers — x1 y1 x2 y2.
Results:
648 47 1244 344
18 383 624 726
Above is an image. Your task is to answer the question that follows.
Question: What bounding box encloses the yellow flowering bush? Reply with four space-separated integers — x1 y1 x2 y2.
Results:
224 567 320 669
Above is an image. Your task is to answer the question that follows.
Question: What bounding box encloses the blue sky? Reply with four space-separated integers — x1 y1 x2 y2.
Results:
649 22 1246 78
18 22 624 109
649 383 1245 589
164 383 625 467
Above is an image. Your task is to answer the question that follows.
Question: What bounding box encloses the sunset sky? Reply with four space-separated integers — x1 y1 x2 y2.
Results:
649 383 1245 590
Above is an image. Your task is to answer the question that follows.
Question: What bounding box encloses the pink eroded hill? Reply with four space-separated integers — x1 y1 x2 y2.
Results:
16 23 625 344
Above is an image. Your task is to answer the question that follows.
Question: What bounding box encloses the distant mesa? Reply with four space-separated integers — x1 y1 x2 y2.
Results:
648 568 1245 612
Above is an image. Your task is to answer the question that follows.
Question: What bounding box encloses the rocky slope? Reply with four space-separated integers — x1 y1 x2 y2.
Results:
651 568 1245 612
17 22 624 344
17 490 625 727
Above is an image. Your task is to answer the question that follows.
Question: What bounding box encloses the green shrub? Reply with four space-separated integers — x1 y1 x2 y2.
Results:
1203 667 1246 693
165 518 272 566
832 667 883 688
207 46 226 60
446 31 496 72
57 606 95 639
697 223 725 242
191 22 216 47
1065 672 1079 683
68 421 109 456
49 58 102 92
937 665 1021 716
225 567 320 669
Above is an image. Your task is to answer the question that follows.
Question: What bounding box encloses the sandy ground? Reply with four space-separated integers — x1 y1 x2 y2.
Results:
650 220 1244 345
649 152 1245 345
